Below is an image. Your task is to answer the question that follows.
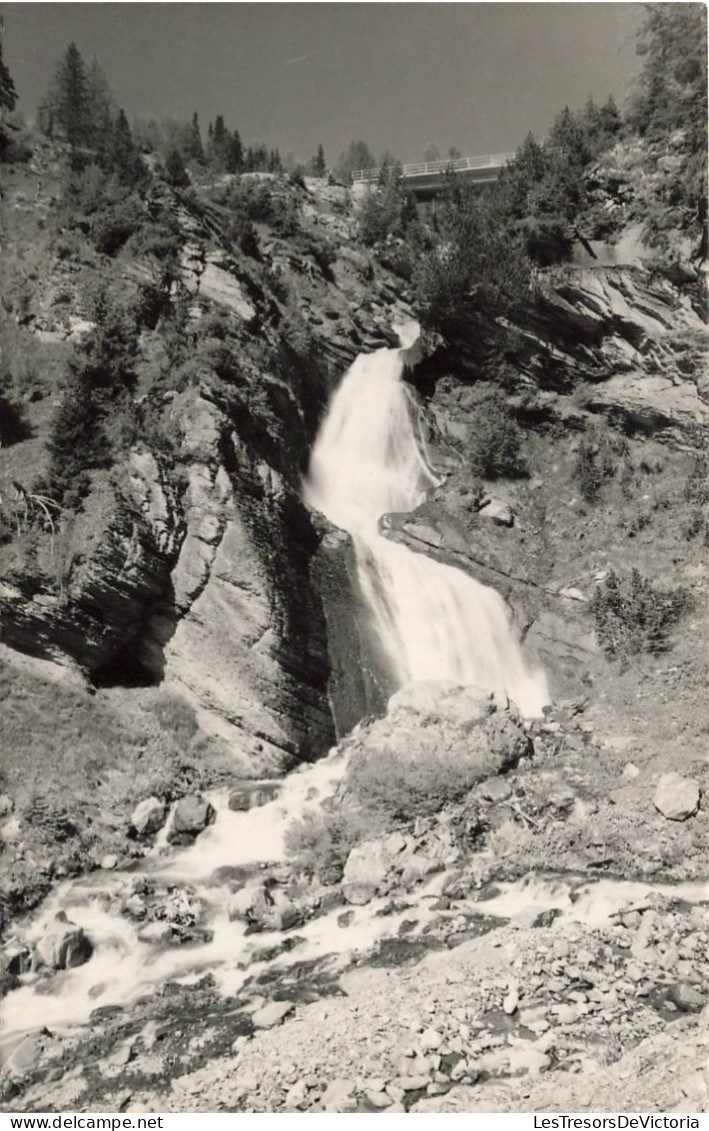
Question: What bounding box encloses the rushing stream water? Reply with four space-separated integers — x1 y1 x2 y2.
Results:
2 328 705 1047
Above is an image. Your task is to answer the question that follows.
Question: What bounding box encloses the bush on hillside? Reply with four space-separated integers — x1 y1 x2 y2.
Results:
412 174 532 333
468 391 529 480
284 805 382 885
591 569 692 660
628 4 707 247
357 164 416 247
43 293 140 509
574 427 629 504
346 741 495 822
0 370 29 446
92 196 145 256
228 179 300 236
226 210 260 258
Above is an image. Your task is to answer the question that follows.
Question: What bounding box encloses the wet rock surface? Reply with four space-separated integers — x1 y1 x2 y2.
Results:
31 913 93 972
167 795 216 845
7 874 706 1114
130 798 167 838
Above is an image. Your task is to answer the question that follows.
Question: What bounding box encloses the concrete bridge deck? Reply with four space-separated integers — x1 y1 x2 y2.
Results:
352 152 515 197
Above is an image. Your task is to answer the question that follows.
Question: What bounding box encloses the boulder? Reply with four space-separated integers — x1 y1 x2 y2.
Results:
228 782 280 811
343 841 391 894
478 498 514 527
587 373 709 433
479 777 513 803
228 882 301 931
387 680 492 725
320 1078 357 1113
342 883 378 906
668 983 706 1013
1 1030 52 1083
653 775 700 821
167 794 216 844
32 912 93 971
251 999 294 1029
2 942 31 976
130 797 167 837
0 794 14 818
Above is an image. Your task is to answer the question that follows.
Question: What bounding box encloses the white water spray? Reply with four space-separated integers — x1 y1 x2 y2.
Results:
304 326 548 715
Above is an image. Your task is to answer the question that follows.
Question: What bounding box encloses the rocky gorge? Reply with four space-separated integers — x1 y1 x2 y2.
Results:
0 118 708 1114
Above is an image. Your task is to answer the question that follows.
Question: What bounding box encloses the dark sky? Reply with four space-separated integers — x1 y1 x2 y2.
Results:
3 3 643 163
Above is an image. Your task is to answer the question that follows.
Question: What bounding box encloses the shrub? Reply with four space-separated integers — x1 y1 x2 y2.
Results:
44 293 140 508
345 713 528 821
684 453 709 506
226 211 260 258
228 180 299 236
164 147 190 187
284 805 380 885
413 176 532 333
0 378 29 446
296 230 337 279
468 392 528 479
575 436 604 503
91 196 144 256
574 428 627 503
357 165 416 247
591 569 692 660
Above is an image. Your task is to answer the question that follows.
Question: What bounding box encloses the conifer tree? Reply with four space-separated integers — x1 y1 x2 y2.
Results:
86 56 115 151
110 108 146 187
164 146 189 187
0 18 17 113
45 292 139 509
226 128 243 173
48 42 92 148
312 143 326 177
188 111 204 162
209 114 231 170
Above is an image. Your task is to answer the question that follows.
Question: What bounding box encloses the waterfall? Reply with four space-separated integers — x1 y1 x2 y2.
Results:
304 326 549 716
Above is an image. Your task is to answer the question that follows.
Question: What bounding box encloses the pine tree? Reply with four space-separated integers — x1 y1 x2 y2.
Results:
312 143 326 177
164 146 189 187
0 20 17 113
86 56 115 153
336 140 375 181
226 128 243 173
109 108 146 187
188 111 204 162
598 96 621 138
45 293 138 509
209 114 231 170
48 42 92 148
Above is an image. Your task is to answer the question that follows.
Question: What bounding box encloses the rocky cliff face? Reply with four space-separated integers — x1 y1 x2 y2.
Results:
0 168 417 771
400 258 707 697
1 157 706 766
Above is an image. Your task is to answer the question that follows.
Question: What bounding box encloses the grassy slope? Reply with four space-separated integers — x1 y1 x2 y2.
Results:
436 413 709 883
0 657 234 928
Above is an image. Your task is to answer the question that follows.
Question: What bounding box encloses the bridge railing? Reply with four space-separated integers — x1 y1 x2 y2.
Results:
351 152 516 183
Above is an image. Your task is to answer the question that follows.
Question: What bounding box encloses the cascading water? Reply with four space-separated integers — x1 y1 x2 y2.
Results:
304 324 549 716
10 332 703 1054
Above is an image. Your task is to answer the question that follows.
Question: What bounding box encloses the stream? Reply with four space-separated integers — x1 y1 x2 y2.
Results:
2 327 706 1051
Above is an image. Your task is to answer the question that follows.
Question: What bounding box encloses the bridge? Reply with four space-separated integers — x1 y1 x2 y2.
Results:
351 152 515 198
